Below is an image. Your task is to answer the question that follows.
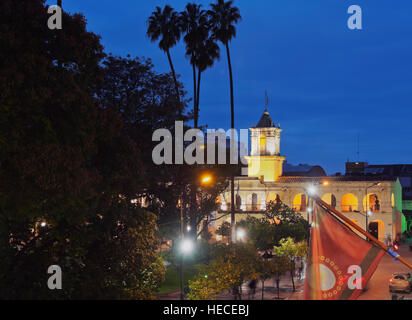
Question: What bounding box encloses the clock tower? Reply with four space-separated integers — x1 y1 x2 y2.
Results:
245 109 286 182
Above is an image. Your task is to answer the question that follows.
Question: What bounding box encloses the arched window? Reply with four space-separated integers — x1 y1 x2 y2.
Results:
267 193 281 204
363 194 380 213
236 194 242 210
252 193 258 210
259 135 266 155
321 193 337 209
341 193 358 212
293 193 307 212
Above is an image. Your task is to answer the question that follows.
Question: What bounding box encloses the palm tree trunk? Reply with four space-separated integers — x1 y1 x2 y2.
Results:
226 42 236 243
196 69 201 122
166 49 181 115
192 63 197 128
225 43 235 129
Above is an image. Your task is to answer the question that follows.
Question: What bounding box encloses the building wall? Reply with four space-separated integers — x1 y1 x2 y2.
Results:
214 179 400 243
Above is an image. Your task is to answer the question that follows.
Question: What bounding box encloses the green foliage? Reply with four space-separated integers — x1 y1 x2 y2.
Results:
273 237 308 292
216 221 232 237
237 201 309 250
237 217 274 250
265 200 306 225
158 263 204 295
187 244 259 300
0 0 165 299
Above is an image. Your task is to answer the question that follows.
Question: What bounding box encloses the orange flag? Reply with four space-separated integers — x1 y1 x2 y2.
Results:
304 202 384 300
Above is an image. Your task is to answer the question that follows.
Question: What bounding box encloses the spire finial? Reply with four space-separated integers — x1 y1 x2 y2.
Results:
265 90 269 108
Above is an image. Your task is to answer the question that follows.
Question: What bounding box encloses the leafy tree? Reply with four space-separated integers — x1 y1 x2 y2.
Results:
256 256 275 300
0 0 164 299
216 221 232 243
147 5 183 110
273 238 308 292
186 274 221 300
265 200 305 225
271 254 292 300
237 202 308 250
237 216 275 250
188 244 258 300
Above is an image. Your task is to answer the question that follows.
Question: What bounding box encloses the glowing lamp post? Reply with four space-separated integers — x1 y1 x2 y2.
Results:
236 228 246 242
179 238 194 300
201 175 212 184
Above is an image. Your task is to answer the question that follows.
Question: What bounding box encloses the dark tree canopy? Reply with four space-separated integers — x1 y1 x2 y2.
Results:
0 0 164 299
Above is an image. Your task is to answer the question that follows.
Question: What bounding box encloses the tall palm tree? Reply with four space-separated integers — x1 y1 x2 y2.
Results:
196 37 220 114
181 3 219 128
147 5 182 110
208 0 241 242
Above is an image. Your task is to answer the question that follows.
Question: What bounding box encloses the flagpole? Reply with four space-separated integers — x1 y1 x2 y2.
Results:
313 196 412 271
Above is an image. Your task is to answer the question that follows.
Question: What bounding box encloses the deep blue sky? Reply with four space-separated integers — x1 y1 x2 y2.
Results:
50 1 412 174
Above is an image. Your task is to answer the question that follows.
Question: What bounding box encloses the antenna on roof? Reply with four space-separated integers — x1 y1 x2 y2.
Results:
265 90 269 108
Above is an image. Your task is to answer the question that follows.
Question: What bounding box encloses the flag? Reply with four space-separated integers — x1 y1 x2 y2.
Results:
304 202 385 300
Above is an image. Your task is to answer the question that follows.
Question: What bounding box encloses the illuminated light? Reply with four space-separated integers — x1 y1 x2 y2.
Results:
201 175 212 184
40 221 46 227
323 181 329 186
367 211 373 217
186 225 191 231
180 239 194 255
307 185 317 196
236 229 246 240
307 207 313 213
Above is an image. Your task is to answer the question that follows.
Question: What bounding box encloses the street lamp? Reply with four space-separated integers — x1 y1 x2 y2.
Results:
201 174 212 184
236 228 246 242
365 182 381 234
179 238 194 300
307 185 318 197
181 173 214 240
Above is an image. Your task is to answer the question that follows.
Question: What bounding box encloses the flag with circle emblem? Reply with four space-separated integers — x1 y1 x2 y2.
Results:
304 202 384 300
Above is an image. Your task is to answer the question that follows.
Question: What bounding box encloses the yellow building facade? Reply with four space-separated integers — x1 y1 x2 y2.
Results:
212 109 404 244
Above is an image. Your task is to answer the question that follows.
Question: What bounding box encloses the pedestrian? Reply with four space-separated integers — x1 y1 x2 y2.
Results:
248 279 257 300
298 261 304 280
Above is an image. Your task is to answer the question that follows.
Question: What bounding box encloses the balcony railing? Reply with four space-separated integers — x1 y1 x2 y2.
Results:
219 203 266 212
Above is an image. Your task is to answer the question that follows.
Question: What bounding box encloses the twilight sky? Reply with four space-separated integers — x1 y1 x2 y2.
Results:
49 0 412 174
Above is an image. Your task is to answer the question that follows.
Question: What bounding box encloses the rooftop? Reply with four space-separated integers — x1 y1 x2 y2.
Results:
255 109 277 128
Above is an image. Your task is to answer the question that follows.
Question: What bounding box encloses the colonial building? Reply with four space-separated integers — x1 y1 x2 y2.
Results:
213 109 404 244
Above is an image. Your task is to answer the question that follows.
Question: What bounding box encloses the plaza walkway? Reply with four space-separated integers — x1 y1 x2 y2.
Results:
156 274 304 300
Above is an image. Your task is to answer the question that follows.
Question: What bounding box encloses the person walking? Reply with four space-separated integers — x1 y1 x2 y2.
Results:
298 260 304 280
248 279 257 300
